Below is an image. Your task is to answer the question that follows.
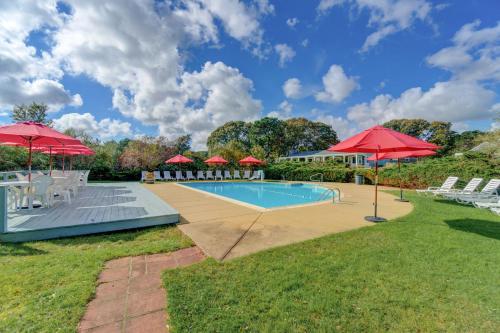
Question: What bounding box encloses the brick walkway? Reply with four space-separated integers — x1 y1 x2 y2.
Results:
78 247 205 333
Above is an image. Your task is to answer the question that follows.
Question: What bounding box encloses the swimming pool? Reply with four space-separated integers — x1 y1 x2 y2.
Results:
180 182 334 209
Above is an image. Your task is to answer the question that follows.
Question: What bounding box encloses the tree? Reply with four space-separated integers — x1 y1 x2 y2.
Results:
248 117 287 159
119 137 164 171
207 121 251 153
174 134 191 154
383 119 455 153
452 130 484 153
213 140 248 166
284 118 338 153
12 102 53 126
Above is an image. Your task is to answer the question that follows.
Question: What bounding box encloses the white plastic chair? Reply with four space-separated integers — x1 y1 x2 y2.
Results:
233 170 241 179
224 170 232 179
197 171 205 180
442 178 483 200
30 176 54 208
456 179 500 205
249 170 260 180
215 170 223 180
186 171 196 180
154 171 163 181
416 176 459 196
141 171 147 182
175 171 185 181
80 170 90 186
243 170 251 179
206 170 214 180
164 171 174 181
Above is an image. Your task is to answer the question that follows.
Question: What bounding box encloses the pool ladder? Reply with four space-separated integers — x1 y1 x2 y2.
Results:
310 173 324 182
319 187 341 204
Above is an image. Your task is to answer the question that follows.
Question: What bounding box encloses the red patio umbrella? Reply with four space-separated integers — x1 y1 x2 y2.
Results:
329 125 439 222
35 146 94 174
204 155 228 165
239 156 263 166
166 154 193 171
367 150 437 202
0 122 82 181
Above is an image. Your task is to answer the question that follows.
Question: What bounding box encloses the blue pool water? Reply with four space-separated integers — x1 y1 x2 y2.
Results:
181 182 333 208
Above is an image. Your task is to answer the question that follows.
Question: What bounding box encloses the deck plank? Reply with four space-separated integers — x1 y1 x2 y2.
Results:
4 183 178 238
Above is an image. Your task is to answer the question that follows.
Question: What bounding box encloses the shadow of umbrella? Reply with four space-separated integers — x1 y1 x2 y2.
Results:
445 218 500 240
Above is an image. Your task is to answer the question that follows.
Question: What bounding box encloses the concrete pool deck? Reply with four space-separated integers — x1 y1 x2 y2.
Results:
144 182 413 261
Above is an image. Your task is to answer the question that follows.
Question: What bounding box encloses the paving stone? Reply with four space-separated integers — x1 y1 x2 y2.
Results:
127 289 166 318
105 257 130 269
145 253 174 263
81 296 126 328
95 279 128 300
79 321 122 333
128 274 162 294
99 267 129 283
125 310 167 333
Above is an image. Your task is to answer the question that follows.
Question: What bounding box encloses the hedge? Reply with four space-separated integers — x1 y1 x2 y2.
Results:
264 161 355 182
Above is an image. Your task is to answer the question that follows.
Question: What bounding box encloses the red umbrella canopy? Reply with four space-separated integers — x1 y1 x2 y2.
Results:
239 156 263 166
35 147 95 156
328 125 439 153
0 122 82 146
204 155 228 165
367 149 437 161
165 154 193 164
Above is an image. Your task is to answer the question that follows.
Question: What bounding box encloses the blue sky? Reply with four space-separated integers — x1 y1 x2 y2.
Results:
0 0 498 149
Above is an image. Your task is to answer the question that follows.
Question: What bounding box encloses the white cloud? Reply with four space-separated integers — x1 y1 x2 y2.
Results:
301 39 309 47
314 114 359 139
274 43 296 67
283 78 303 99
53 113 132 139
317 0 434 52
268 100 293 119
286 17 299 28
0 0 81 112
346 80 496 128
315 65 359 103
426 20 500 82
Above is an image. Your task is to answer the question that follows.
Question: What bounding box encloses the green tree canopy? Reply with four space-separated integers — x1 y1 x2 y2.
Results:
11 102 52 126
207 121 251 153
248 117 287 159
284 117 338 153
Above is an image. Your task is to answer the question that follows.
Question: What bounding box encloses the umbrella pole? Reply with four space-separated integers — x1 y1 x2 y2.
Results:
27 139 33 209
365 151 386 222
395 158 409 202
62 151 65 174
49 147 53 176
70 156 73 171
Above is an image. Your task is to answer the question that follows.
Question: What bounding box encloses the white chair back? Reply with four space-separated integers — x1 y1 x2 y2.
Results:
164 171 173 180
206 170 214 179
31 175 54 196
215 170 222 179
243 170 251 179
224 170 232 178
175 171 184 180
186 171 195 179
441 176 459 190
154 171 162 180
197 171 205 179
462 178 482 192
480 179 500 194
234 170 241 178
141 171 147 181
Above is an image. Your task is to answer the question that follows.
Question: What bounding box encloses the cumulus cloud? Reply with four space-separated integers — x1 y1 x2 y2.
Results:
317 0 434 52
282 78 303 99
286 17 299 28
301 39 309 47
346 80 496 128
426 20 500 82
268 100 293 119
274 43 296 67
315 65 359 103
53 113 132 139
0 0 81 112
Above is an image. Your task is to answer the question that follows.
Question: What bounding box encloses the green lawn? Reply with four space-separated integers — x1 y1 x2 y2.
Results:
164 193 500 332
0 226 192 332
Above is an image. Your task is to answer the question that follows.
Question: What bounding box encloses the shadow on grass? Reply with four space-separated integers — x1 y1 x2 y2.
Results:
445 219 500 240
0 243 48 256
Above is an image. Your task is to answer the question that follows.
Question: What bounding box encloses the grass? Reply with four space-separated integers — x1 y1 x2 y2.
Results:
0 226 192 332
163 192 500 332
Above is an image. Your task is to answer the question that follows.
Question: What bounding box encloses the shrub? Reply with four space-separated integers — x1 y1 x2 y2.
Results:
264 161 354 182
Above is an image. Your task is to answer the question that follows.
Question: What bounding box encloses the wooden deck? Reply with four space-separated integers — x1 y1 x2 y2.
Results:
0 183 179 242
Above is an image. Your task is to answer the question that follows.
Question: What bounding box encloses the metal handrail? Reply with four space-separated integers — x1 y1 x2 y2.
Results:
318 187 341 203
310 173 324 182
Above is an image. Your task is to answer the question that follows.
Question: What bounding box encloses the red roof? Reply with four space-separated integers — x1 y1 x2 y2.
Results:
328 125 439 153
0 122 82 147
239 156 263 165
165 154 193 164
367 149 437 161
204 156 228 165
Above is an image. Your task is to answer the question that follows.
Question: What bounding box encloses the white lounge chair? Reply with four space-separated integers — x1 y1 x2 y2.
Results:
154 171 163 181
491 207 500 215
141 171 147 182
416 176 459 196
175 171 185 181
163 171 174 181
197 171 205 180
233 170 241 179
442 178 483 200
243 170 251 179
474 198 500 209
206 170 214 180
249 170 260 180
456 179 500 205
224 170 232 179
215 170 223 180
186 171 196 180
